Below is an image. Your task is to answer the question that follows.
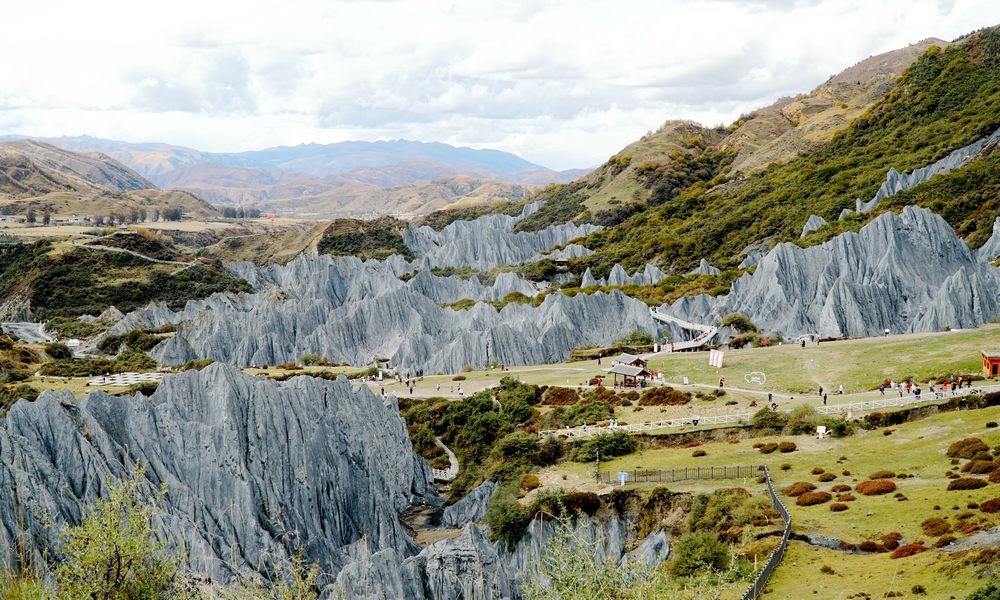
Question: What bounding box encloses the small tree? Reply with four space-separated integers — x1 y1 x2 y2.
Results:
54 466 196 599
670 532 731 577
721 313 757 333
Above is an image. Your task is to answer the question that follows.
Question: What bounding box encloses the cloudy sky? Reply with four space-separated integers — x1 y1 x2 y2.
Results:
2 1 999 170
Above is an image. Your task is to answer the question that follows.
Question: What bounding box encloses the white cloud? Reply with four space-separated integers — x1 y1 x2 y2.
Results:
1 0 998 169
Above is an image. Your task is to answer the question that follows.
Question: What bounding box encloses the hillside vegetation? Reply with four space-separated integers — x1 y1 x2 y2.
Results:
0 242 252 320
574 29 1000 274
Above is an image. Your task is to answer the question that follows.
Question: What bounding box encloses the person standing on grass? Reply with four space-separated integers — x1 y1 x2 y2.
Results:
819 385 824 396
838 384 843 395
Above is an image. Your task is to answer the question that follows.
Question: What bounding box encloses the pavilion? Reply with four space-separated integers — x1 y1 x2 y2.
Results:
607 363 650 388
612 352 648 369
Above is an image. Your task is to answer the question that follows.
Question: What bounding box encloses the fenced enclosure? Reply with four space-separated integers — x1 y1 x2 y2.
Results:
598 463 791 599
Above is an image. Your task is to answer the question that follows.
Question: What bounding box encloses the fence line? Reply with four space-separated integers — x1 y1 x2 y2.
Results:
741 466 791 600
538 384 999 438
596 464 759 485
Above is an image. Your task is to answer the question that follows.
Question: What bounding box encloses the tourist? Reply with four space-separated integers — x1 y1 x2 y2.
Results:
819 385 824 396
823 393 828 406
879 383 885 396
768 392 773 403
436 383 440 393
719 377 725 388
838 384 843 395
771 402 778 411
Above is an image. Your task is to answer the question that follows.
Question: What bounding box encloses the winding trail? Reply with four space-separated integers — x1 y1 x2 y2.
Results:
431 437 459 482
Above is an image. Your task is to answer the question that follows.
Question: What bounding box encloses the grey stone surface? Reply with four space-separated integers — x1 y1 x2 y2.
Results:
0 364 436 582
978 216 1000 264
800 214 828 238
664 206 1000 339
531 243 594 262
403 202 600 270
440 481 498 528
132 254 658 373
334 524 513 600
686 258 721 276
581 264 668 288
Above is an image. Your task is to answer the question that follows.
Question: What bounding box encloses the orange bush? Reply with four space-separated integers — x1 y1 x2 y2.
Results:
921 517 951 537
947 438 989 459
980 498 1000 513
811 467 825 475
759 443 779 454
778 441 797 453
783 482 816 497
818 472 836 482
990 470 1000 484
947 478 988 491
869 470 896 480
857 480 897 495
829 503 848 512
837 493 856 502
831 484 852 493
796 491 832 506
543 387 580 405
961 460 999 474
521 474 540 491
890 543 927 559
882 532 902 550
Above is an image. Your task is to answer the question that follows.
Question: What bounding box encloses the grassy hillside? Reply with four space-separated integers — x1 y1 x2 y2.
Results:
0 242 252 320
576 29 1000 273
317 216 415 260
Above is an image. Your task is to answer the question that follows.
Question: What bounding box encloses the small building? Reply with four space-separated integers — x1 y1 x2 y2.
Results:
612 353 648 369
607 363 650 388
983 350 1000 378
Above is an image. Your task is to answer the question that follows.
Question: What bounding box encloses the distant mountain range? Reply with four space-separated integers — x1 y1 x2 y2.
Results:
0 136 587 218
0 140 218 220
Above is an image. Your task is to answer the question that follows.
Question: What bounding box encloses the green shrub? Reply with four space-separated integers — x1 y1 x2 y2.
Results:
786 405 820 434
966 583 1000 600
670 532 731 577
485 484 531 548
573 432 636 462
720 312 757 333
614 330 653 346
751 408 788 430
543 386 580 406
44 343 73 360
53 466 194 599
921 517 951 537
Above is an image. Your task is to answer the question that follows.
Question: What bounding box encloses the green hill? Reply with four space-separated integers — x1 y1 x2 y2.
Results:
511 29 1000 278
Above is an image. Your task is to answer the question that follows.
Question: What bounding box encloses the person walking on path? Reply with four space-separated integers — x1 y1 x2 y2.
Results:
838 384 843 395
879 383 885 396
823 393 828 406
768 392 773 403
819 385 824 396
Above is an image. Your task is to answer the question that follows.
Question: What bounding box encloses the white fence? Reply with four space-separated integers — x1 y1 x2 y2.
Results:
538 384 999 439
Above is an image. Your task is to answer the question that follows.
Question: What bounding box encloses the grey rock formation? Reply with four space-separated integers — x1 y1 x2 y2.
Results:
0 364 436 583
403 203 600 270
334 524 513 600
978 216 1000 264
837 208 854 221
531 243 594 262
128 254 658 373
581 264 668 288
845 125 1000 218
686 258 721 276
440 481 498 529
800 214 828 238
664 206 1000 339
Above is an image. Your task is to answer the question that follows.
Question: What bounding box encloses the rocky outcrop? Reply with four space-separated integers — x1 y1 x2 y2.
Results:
686 258 721 276
978 216 1000 264
403 203 600 270
0 364 436 582
334 524 513 600
845 125 1000 218
440 481 498 528
664 206 1000 339
581 264 668 288
531 244 594 262
129 254 658 373
800 214 828 238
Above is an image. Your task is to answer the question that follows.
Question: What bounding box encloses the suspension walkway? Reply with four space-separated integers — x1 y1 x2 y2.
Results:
649 307 718 351
430 437 459 482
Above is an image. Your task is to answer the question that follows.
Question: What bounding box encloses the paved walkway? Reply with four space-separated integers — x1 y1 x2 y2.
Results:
540 382 1000 438
1 322 52 343
431 437 459 482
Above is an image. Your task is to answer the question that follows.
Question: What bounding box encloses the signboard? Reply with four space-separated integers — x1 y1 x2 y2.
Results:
618 471 629 486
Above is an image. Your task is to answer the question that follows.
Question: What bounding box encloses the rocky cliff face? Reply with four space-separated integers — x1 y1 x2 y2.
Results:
664 206 1000 338
403 202 600 270
0 364 435 582
128 254 657 373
